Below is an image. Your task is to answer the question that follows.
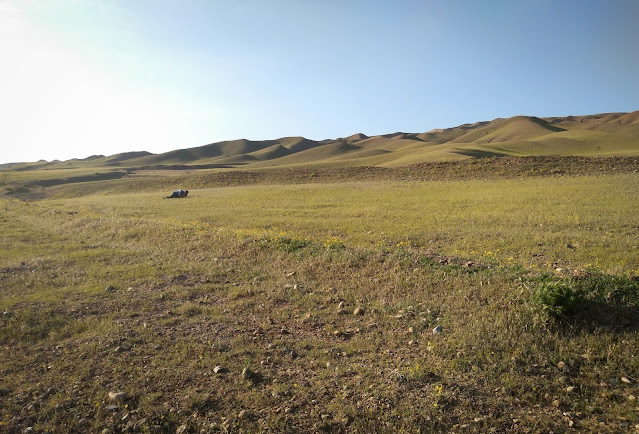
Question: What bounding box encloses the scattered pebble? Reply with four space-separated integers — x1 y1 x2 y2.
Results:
558 376 570 385
134 419 148 430
108 391 128 402
242 367 259 382
433 325 443 334
353 307 364 316
557 361 568 370
408 327 414 333
105 285 116 293
621 376 632 384
566 386 576 393
213 366 227 374
337 301 345 310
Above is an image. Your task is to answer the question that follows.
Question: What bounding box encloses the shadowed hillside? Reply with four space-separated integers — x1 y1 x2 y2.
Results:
2 111 638 174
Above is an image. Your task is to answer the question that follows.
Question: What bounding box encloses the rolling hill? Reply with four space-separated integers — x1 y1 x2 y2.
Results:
2 111 638 173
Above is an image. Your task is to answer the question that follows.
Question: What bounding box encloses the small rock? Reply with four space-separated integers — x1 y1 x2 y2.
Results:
558 376 570 385
557 361 568 370
213 366 227 374
134 419 148 430
127 287 135 292
301 313 313 324
326 362 332 369
433 325 443 334
609 377 619 386
408 327 414 333
353 307 364 316
105 285 116 293
337 301 345 310
621 376 632 384
242 367 258 382
238 409 251 419
566 386 576 393
286 271 297 277
108 391 128 402
408 340 416 346
627 394 636 401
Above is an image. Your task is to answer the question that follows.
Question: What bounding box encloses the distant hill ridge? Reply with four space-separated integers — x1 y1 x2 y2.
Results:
3 111 638 170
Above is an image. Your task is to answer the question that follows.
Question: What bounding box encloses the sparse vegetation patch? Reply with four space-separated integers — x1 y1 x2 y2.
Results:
1 164 638 432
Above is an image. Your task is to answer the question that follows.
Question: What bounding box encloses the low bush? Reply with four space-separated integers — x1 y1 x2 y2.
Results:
531 280 580 318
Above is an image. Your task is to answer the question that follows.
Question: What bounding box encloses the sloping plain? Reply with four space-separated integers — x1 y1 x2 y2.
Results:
2 111 638 174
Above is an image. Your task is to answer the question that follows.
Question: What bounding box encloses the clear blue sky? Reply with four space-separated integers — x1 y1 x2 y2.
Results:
1 0 638 164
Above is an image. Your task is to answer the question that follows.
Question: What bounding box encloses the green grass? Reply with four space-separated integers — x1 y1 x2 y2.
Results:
1 170 638 432
46 174 639 274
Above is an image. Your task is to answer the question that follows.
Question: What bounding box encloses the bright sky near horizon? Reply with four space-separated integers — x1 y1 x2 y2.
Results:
1 0 638 164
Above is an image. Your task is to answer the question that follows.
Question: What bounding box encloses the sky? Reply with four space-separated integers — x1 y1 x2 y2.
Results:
1 0 638 164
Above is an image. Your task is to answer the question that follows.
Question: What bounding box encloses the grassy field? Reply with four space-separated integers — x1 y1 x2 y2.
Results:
46 174 639 274
1 168 639 432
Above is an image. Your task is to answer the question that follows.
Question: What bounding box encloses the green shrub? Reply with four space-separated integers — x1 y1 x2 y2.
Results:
531 281 580 318
574 273 639 306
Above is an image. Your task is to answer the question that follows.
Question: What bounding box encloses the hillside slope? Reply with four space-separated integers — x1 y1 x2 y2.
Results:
3 111 638 172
